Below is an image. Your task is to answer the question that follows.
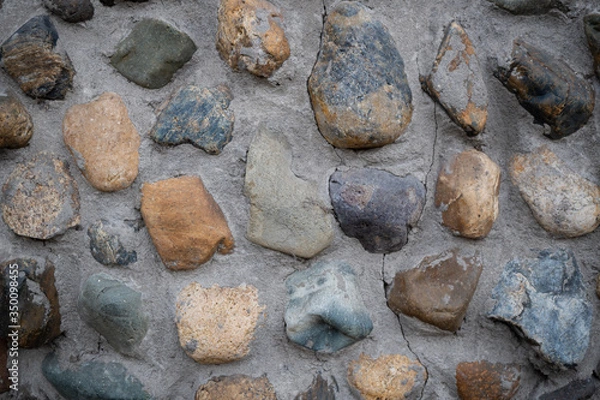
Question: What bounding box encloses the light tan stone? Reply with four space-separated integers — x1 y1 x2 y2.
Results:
176 284 264 364
0 91 33 149
195 375 277 400
63 92 140 192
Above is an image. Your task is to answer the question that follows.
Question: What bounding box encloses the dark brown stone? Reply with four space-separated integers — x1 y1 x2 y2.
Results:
456 361 521 400
295 374 336 400
195 375 277 400
0 89 33 149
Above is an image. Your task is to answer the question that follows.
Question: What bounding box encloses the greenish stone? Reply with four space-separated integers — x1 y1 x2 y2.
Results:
110 19 197 89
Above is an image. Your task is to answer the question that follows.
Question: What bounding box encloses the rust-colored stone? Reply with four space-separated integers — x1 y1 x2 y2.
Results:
456 360 521 400
195 375 277 400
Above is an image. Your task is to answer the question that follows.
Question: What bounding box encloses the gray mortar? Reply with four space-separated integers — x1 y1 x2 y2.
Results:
0 0 599 399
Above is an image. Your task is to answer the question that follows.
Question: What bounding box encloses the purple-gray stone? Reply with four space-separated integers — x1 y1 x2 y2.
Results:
43 0 94 23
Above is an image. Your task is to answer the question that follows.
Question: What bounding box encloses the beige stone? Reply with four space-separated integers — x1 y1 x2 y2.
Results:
435 149 501 239
195 375 277 400
176 284 264 364
140 176 234 270
63 92 140 192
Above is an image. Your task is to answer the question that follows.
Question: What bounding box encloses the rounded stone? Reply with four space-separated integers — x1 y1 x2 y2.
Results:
42 0 94 23
195 375 277 400
176 283 264 364
88 219 138 266
456 360 521 400
0 90 33 149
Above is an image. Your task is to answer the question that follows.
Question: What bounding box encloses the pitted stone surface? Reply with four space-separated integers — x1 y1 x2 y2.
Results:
195 375 277 400
88 219 138 266
456 360 521 400
0 89 33 149
42 0 94 23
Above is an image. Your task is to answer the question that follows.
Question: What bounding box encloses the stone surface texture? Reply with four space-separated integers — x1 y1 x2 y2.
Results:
435 149 501 239
487 0 567 14
347 353 428 400
140 176 234 270
2 152 80 240
510 146 600 238
150 84 234 154
285 261 373 353
538 378 598 400
489 249 592 369
87 219 138 266
295 374 337 400
216 0 290 78
456 360 521 400
387 249 483 332
63 92 140 192
176 283 264 364
0 89 33 149
245 127 334 258
195 375 277 400
42 0 94 23
421 21 488 136
308 1 413 149
584 14 600 79
330 168 425 253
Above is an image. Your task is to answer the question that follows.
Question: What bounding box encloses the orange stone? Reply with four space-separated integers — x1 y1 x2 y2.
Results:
456 360 521 400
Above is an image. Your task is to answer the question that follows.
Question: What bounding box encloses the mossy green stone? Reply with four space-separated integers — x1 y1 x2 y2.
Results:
110 19 197 89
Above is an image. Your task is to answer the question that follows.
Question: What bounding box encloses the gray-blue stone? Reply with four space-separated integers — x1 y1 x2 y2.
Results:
42 352 152 400
150 84 234 154
489 249 592 369
88 219 138 266
78 273 148 356
285 261 373 353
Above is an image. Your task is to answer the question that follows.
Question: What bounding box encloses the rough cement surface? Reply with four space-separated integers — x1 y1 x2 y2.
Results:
0 0 599 399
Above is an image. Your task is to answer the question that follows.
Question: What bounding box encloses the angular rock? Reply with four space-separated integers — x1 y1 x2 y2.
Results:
111 19 197 89
285 261 373 353
347 353 427 400
295 374 337 400
584 14 600 79
488 0 567 14
78 273 148 356
2 152 80 240
0 258 61 348
176 284 264 364
216 0 290 78
42 353 152 400
510 146 600 238
488 249 592 369
195 375 277 400
63 92 140 192
495 39 594 139
88 219 138 266
421 21 488 135
329 168 425 253
308 1 413 149
435 149 501 239
387 249 483 332
245 128 334 258
0 15 74 99
100 0 148 5
0 89 33 149
150 84 234 154
539 378 598 400
140 176 234 270
43 0 94 23
456 361 521 400
0 339 7 393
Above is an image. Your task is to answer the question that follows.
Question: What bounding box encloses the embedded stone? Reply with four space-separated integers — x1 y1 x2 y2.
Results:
435 149 501 239
216 0 290 78
285 261 373 353
495 39 594 139
456 361 521 400
295 374 337 400
329 168 425 253
195 375 277 400
63 92 140 192
584 14 600 79
110 19 197 89
43 0 94 23
176 283 264 364
140 176 234 270
2 152 80 240
0 89 33 149
88 219 138 266
100 0 148 5
539 378 598 400
387 249 482 332
510 146 600 238
42 353 152 400
347 353 427 400
308 1 413 149
78 273 148 356
488 0 567 14
488 249 592 369
0 258 61 348
421 21 487 135
245 127 334 258
0 15 74 99
150 84 234 154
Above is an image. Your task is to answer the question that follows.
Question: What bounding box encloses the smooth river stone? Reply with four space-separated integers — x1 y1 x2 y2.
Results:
0 15 74 100
140 176 234 270
285 261 373 353
421 21 488 135
245 128 334 258
63 92 140 192
488 249 592 369
488 0 567 14
195 375 277 400
43 0 94 23
584 14 600 79
216 0 290 78
2 152 80 240
510 146 600 238
0 89 33 149
495 39 594 139
88 219 138 266
435 149 501 239
308 1 413 149
456 361 521 400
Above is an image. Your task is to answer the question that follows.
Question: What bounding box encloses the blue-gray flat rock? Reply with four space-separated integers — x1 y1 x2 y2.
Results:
285 261 373 353
88 219 138 266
